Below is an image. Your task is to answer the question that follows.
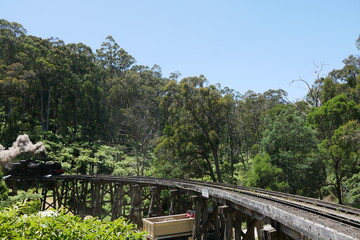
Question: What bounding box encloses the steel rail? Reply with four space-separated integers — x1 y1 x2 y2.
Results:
7 174 360 239
90 175 360 216
102 175 360 228
49 175 360 228
209 181 360 215
189 180 360 229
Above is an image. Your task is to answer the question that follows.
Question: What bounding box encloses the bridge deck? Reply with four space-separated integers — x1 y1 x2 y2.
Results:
5 174 360 240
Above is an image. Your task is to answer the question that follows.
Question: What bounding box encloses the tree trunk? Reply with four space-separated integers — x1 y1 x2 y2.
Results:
335 174 342 204
334 157 343 204
73 93 78 134
45 88 51 131
229 134 235 179
205 158 217 182
212 146 223 183
40 90 45 131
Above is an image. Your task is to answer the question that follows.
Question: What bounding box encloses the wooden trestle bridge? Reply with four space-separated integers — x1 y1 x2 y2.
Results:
5 175 360 240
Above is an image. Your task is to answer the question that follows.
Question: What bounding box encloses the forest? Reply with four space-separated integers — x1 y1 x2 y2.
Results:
0 19 359 208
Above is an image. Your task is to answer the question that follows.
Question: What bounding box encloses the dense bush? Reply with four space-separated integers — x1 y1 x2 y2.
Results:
0 170 8 201
0 204 145 239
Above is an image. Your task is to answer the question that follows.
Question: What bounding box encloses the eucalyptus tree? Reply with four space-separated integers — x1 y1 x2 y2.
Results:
258 104 324 196
156 76 235 182
0 20 35 142
318 121 360 204
61 43 105 141
96 35 135 78
308 94 360 203
0 63 32 143
235 89 287 170
120 65 166 175
308 94 360 140
0 19 27 65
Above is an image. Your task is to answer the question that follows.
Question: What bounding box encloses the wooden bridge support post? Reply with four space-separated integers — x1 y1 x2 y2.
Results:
61 180 76 215
234 211 245 240
52 180 60 209
255 219 264 239
51 181 57 210
40 181 50 211
41 180 61 211
92 182 102 218
40 182 49 211
218 205 235 240
260 225 290 240
200 198 208 240
213 202 221 240
192 195 201 239
5 179 17 195
169 189 178 215
240 217 265 240
260 226 277 240
111 183 124 221
191 195 207 239
191 196 210 240
264 222 292 240
148 186 161 217
58 181 68 210
75 180 85 216
69 181 77 214
130 184 142 227
73 181 85 217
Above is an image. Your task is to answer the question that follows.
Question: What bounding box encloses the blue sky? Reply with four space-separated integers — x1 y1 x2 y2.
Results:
1 0 359 100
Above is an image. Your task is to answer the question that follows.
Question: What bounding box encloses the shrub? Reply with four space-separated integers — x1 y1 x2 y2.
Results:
0 204 145 239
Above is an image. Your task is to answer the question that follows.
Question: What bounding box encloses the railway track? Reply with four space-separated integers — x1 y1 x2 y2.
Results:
8 174 360 239
98 175 360 239
52 175 360 229
178 179 360 225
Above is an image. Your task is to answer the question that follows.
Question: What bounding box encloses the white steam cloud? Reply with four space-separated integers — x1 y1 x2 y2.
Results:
0 134 46 165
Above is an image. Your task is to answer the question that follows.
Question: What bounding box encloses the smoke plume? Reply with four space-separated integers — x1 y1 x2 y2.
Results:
0 134 46 165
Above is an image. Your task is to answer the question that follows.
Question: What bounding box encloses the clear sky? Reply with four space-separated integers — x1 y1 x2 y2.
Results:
1 0 359 100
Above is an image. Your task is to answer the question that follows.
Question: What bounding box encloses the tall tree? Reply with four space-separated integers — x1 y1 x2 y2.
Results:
0 19 26 64
235 89 287 170
308 94 360 140
259 104 325 196
318 121 360 204
308 93 360 202
121 65 165 175
96 36 135 78
156 76 235 182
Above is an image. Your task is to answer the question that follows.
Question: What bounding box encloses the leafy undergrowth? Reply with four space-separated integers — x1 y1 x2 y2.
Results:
0 204 145 240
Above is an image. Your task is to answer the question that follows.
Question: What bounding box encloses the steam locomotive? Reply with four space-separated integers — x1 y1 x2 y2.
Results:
3 159 64 176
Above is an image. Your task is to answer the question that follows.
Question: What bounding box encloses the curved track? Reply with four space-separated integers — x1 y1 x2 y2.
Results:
8 174 360 239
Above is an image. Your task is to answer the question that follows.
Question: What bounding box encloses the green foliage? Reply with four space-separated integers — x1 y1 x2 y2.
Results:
156 76 236 182
0 190 42 213
0 204 145 239
42 135 138 175
0 170 8 201
96 35 135 77
343 173 360 208
259 105 325 196
244 153 288 191
318 120 360 203
235 89 287 171
308 94 360 139
306 47 360 202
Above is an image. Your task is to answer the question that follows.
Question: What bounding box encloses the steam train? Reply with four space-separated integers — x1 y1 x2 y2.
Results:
3 159 64 176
